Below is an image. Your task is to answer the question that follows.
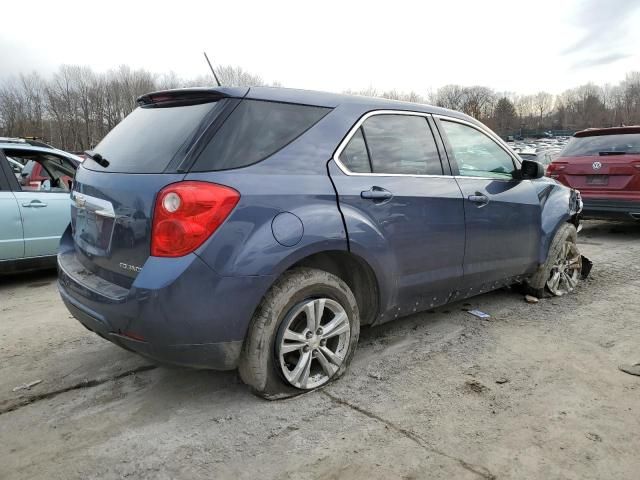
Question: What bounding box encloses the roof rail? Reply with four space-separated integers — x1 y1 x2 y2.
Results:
0 136 54 148
0 137 27 144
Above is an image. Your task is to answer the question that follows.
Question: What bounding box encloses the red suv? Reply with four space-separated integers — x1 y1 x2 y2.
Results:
547 126 640 220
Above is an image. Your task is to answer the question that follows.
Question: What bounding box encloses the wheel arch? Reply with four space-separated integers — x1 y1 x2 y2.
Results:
282 250 381 326
537 183 581 264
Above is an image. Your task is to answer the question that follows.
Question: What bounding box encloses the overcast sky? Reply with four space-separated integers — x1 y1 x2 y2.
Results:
1 0 638 95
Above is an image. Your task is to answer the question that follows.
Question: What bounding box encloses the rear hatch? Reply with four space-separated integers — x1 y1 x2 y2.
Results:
70 88 246 288
551 131 640 196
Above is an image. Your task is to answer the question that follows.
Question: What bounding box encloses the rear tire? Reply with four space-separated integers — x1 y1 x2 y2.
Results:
238 268 360 399
525 223 581 298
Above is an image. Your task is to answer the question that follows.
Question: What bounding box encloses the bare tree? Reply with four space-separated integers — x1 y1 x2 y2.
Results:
532 92 554 128
461 86 495 119
432 84 466 111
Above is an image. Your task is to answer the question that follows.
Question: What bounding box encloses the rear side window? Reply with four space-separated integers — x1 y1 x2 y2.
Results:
361 115 443 175
88 101 220 173
192 100 331 171
561 134 640 157
341 128 372 173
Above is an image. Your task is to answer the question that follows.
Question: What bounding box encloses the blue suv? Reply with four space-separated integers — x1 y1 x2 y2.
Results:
58 87 583 397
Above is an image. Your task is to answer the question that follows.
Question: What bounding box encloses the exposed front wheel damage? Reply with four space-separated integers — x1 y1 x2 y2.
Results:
526 223 592 298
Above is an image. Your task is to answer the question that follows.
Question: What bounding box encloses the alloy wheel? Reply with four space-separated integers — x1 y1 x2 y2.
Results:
546 240 581 296
277 298 351 390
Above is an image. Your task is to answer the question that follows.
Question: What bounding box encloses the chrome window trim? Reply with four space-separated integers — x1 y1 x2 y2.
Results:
332 110 452 179
452 175 517 182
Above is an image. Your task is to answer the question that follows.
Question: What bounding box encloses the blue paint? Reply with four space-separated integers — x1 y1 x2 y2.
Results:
58 87 580 370
271 212 304 247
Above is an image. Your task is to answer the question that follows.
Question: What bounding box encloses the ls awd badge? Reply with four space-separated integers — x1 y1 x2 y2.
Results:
119 263 142 273
592 161 602 170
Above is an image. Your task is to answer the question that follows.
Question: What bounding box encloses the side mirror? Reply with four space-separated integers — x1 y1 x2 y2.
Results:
520 159 545 180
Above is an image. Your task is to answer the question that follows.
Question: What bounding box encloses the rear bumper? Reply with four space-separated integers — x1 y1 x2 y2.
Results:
58 237 275 370
59 287 244 369
581 198 640 220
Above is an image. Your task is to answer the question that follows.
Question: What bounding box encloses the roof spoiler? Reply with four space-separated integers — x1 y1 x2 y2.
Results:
136 87 249 108
575 126 640 137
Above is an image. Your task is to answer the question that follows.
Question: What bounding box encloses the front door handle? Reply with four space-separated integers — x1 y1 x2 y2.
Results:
468 193 489 206
361 187 393 201
22 200 48 208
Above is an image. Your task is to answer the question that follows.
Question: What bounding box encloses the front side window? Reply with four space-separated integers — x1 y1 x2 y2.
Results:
441 121 516 179
361 115 443 175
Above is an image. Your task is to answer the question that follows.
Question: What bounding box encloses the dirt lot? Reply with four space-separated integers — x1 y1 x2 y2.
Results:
1 220 639 480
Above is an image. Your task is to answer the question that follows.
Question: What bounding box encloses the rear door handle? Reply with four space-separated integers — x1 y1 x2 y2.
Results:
22 200 48 208
468 193 489 206
361 187 393 201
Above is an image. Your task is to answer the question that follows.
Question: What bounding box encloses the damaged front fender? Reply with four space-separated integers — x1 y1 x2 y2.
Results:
535 178 583 265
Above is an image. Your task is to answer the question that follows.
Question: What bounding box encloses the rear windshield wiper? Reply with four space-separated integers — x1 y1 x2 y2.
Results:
599 151 627 156
84 151 110 168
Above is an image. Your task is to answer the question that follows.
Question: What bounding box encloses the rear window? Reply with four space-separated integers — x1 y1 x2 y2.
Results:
362 115 443 175
192 100 330 171
87 101 221 173
561 134 640 157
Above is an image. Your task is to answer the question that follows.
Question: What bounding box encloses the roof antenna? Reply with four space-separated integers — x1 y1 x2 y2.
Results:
203 51 221 87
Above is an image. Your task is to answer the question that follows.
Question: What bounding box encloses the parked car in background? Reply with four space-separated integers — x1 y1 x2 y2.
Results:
517 148 538 163
0 138 81 273
58 87 583 397
547 126 640 220
538 148 562 165
19 157 77 190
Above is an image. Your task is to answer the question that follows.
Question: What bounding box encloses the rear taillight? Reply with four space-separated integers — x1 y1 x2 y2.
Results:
546 162 567 178
151 181 240 257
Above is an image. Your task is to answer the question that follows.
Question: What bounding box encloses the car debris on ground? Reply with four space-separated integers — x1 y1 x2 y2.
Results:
524 295 539 304
11 379 42 392
467 309 491 319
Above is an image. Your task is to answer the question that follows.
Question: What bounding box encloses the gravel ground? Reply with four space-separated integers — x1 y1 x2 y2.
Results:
1 220 639 480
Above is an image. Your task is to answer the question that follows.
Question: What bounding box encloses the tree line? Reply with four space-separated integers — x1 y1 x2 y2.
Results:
348 72 640 136
1 65 639 152
0 65 270 152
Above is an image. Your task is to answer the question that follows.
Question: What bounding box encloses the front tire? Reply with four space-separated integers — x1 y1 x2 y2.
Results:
238 268 360 398
526 223 581 298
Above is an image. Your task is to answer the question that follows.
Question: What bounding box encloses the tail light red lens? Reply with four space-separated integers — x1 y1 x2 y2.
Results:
151 181 240 257
546 162 567 178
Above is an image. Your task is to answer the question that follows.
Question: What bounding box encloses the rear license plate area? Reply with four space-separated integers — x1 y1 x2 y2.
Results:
75 210 115 251
586 175 609 185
